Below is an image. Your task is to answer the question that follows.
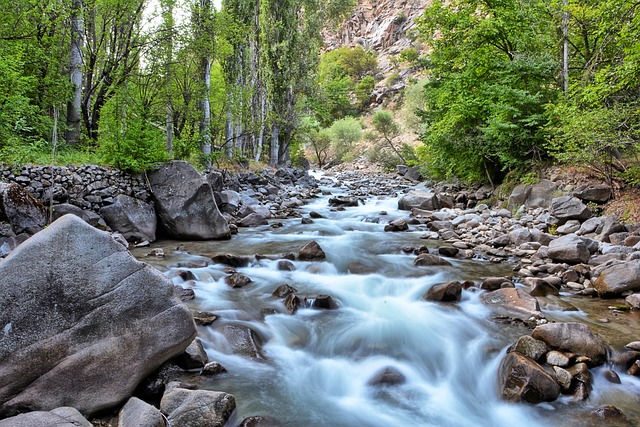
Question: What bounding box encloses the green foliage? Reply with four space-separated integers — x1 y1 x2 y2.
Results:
329 117 362 163
398 78 428 134
97 90 169 172
416 0 557 183
399 48 420 66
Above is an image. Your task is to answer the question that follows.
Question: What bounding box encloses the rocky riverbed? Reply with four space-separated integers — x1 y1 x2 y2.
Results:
0 163 639 426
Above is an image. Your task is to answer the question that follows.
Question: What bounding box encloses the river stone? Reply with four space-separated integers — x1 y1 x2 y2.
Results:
0 182 46 235
480 288 542 321
481 277 513 291
225 273 253 288
118 397 164 427
0 214 196 416
550 196 592 223
238 416 282 427
238 204 271 221
548 234 590 264
384 219 409 232
0 407 92 427
100 194 157 243
531 322 606 366
217 190 241 214
626 293 640 309
498 352 560 403
414 253 452 266
600 216 627 243
298 241 326 261
424 281 462 302
50 203 93 224
508 336 548 361
367 366 406 387
594 260 640 297
574 184 612 204
218 325 263 359
147 161 230 240
507 184 530 210
398 190 441 211
160 387 235 427
174 338 209 370
546 350 571 367
589 405 631 426
328 196 359 207
526 180 558 209
211 253 251 268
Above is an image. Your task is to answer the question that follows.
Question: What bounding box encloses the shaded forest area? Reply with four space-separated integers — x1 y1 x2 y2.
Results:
0 0 638 191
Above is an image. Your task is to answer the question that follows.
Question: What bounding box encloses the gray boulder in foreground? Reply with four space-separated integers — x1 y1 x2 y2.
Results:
0 214 196 416
0 407 91 427
147 161 230 240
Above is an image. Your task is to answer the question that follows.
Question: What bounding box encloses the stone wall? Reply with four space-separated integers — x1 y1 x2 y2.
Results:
0 164 151 211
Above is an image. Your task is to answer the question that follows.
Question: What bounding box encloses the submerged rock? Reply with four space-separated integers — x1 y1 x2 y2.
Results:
0 214 196 416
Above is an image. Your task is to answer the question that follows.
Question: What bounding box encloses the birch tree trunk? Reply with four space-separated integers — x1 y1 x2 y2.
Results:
66 0 84 145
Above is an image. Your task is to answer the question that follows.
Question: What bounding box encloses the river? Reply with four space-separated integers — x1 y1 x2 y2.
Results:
132 176 640 427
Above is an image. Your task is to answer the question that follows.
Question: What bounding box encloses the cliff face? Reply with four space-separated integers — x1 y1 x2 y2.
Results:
324 0 431 72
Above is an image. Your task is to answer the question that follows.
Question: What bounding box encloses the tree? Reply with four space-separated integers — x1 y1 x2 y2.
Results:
371 110 405 164
66 0 84 145
416 0 557 183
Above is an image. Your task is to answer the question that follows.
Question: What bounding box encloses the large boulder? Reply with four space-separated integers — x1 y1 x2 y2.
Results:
0 407 91 427
0 182 46 235
547 234 590 264
550 196 592 223
498 352 560 403
507 180 557 211
100 195 157 243
0 214 196 416
525 180 558 209
398 190 441 211
160 387 235 427
532 322 607 366
147 161 230 240
594 260 640 297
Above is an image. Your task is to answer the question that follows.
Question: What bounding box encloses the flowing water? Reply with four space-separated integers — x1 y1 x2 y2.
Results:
133 177 640 427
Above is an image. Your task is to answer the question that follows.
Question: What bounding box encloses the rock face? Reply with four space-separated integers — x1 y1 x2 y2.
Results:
100 194 157 243
398 190 440 211
0 215 196 416
147 161 230 240
531 322 607 366
118 397 164 427
498 352 560 403
594 260 640 297
0 182 46 235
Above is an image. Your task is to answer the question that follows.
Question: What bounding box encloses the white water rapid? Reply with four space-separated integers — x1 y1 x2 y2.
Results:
135 177 640 427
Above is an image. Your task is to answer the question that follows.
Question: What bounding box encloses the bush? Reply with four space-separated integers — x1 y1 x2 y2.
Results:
329 117 362 163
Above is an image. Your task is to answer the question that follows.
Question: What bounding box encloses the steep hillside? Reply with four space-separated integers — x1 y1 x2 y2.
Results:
324 0 430 105
325 0 429 70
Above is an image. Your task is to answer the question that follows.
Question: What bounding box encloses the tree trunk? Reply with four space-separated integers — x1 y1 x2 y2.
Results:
66 0 84 145
200 55 212 157
270 122 279 167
